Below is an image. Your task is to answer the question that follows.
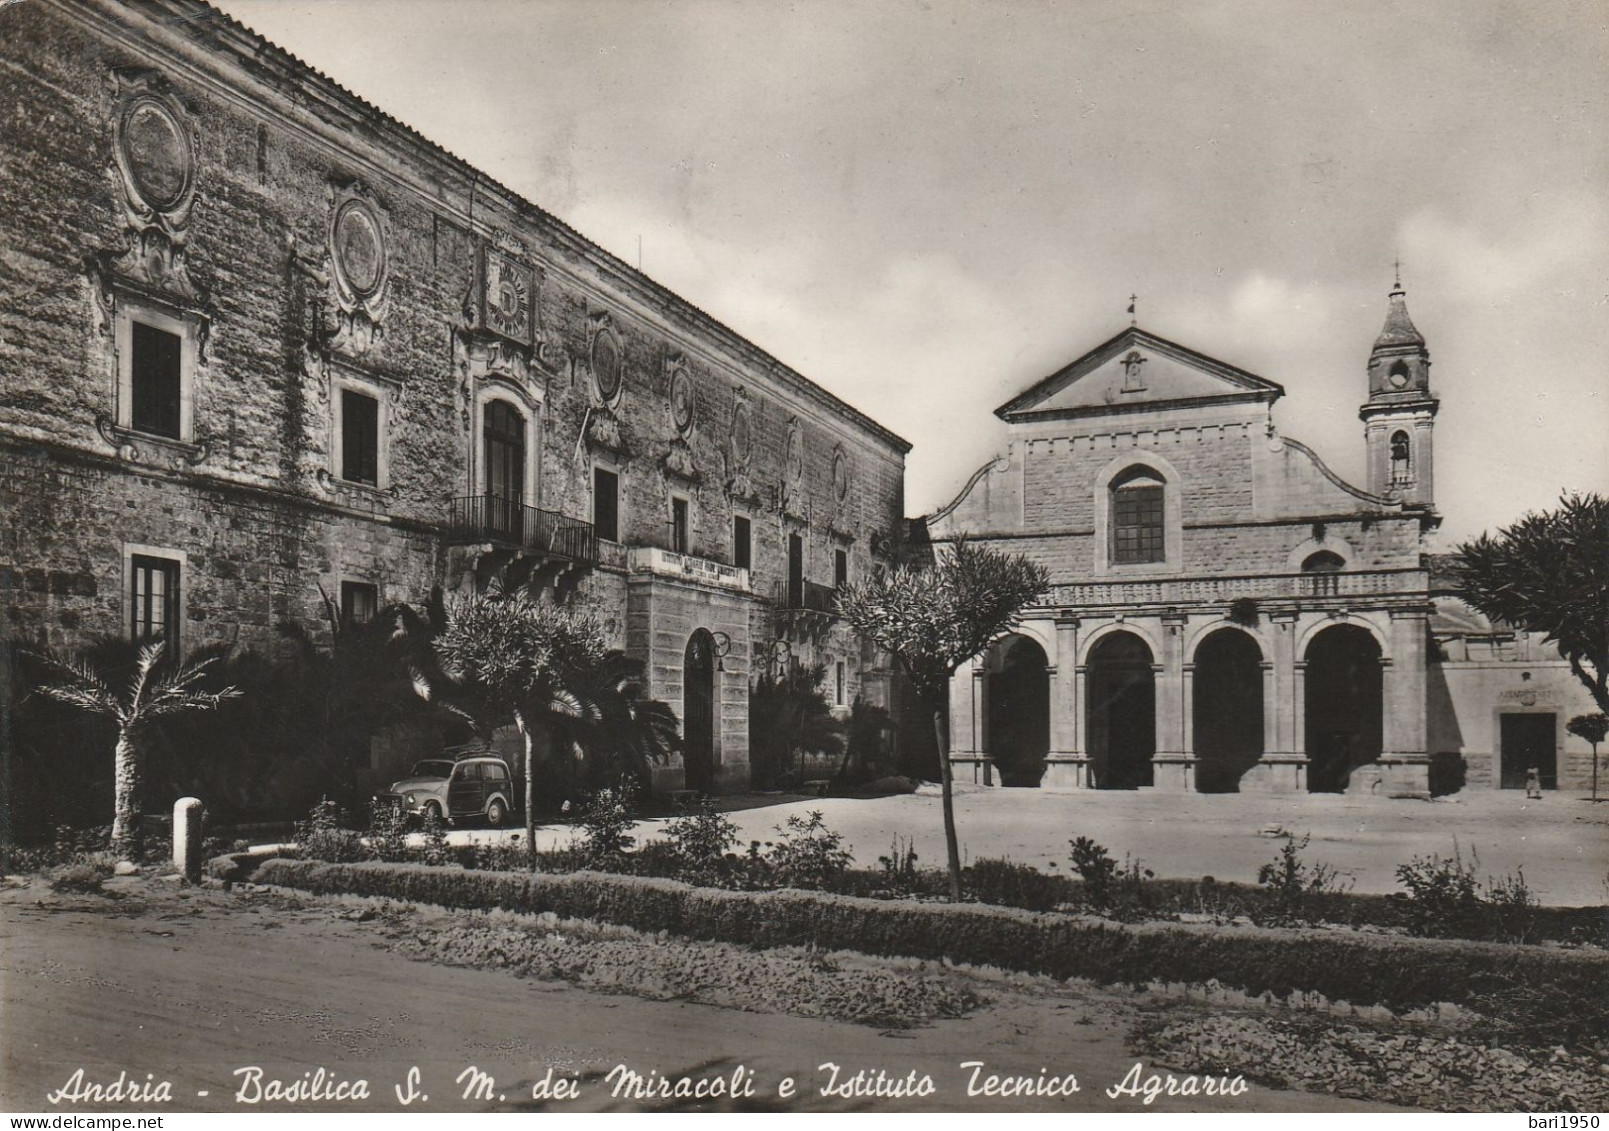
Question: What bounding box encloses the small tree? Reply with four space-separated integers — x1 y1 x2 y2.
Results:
1455 493 1608 716
1567 712 1608 801
29 641 239 861
415 586 607 869
837 537 1049 901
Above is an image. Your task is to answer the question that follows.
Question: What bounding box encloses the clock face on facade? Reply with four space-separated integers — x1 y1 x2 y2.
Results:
481 249 533 344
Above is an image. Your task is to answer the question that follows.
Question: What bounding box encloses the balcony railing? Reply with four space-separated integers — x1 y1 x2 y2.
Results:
448 495 597 563
776 579 839 614
1043 568 1425 609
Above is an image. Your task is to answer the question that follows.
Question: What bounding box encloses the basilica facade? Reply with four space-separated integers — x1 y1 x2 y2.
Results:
926 289 1598 795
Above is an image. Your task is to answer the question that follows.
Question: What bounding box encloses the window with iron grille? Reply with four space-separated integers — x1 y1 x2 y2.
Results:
130 322 182 439
1112 482 1165 564
130 554 181 649
341 389 379 485
341 580 378 624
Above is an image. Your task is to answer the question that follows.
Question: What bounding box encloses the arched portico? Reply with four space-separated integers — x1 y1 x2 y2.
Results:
981 633 1050 786
1192 627 1265 792
1303 623 1382 792
1087 630 1155 789
682 629 717 793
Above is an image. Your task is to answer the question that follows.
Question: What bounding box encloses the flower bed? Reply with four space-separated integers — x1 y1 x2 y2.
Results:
252 858 1609 1047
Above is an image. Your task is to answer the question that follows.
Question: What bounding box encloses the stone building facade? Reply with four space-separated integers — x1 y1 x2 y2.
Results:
927 288 1599 795
0 0 909 793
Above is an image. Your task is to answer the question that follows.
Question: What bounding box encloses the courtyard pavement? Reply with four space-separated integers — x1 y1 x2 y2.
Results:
426 786 1609 907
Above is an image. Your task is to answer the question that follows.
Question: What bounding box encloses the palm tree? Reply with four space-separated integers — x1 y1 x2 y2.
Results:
29 641 240 860
550 650 681 795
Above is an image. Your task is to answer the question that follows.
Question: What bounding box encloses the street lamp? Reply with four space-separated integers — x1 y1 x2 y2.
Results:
768 639 793 680
710 630 732 673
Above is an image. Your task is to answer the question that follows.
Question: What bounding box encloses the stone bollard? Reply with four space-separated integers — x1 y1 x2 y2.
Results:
173 797 204 883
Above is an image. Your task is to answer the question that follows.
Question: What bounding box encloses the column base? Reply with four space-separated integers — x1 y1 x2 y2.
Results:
1346 755 1431 798
1240 755 1308 793
947 752 997 787
1151 756 1196 792
1043 753 1091 790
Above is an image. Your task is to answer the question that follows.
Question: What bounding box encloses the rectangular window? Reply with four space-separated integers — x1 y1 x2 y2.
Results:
834 660 846 707
341 389 380 485
130 322 182 439
1112 485 1165 564
787 533 803 608
341 580 378 625
671 497 690 554
130 554 181 649
593 467 619 543
732 515 751 570
834 548 848 589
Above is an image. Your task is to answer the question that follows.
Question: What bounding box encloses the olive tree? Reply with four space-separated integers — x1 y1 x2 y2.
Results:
836 537 1049 901
414 587 607 868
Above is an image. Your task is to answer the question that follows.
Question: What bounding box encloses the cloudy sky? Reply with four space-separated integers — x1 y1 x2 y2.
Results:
215 0 1605 544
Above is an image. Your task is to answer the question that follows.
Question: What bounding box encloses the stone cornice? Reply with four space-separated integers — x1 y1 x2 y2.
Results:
58 0 911 459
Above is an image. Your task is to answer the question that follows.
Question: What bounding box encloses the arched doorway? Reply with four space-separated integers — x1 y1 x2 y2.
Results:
683 629 717 793
1193 629 1264 792
983 634 1050 787
1304 624 1382 792
1087 631 1154 789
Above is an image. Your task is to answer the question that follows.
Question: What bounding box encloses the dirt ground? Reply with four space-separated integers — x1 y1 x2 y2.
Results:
0 876 1403 1114
434 787 1609 907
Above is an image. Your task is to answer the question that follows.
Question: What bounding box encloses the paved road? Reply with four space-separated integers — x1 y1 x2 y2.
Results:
0 878 1399 1115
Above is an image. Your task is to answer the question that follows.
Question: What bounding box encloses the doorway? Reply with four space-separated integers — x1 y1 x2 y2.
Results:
983 634 1050 787
683 629 717 793
1500 713 1556 790
1087 631 1155 789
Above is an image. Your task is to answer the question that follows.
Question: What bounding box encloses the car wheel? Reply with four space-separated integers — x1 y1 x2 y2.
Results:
422 800 444 825
485 797 507 828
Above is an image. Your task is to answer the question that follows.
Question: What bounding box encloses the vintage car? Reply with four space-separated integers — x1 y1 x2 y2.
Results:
376 752 515 827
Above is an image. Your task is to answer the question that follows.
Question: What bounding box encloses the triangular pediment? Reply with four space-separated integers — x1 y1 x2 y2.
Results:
995 328 1284 421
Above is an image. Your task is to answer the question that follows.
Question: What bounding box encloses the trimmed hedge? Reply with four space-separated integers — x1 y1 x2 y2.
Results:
254 858 1608 1042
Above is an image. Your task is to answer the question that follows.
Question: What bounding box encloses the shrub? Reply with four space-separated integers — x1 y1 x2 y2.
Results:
967 857 1064 912
1069 835 1118 907
575 787 636 870
875 837 922 898
47 857 115 894
416 808 453 868
1484 869 1539 945
254 858 1609 1048
766 810 852 890
662 799 738 886
1254 834 1349 926
367 798 410 863
294 798 365 864
1396 845 1484 938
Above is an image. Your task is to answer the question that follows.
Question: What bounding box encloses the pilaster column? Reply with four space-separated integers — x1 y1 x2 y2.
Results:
1245 609 1304 792
1152 611 1191 790
1045 617 1087 788
1382 608 1431 794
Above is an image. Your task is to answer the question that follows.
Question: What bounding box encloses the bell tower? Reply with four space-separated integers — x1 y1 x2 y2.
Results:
1360 273 1438 507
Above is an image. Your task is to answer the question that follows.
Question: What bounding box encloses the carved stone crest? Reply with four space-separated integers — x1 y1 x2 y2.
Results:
666 354 696 436
588 312 625 405
319 179 392 356
106 69 199 300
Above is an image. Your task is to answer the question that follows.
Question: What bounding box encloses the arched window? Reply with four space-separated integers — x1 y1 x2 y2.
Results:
1301 551 1345 572
1389 430 1411 484
1111 466 1166 564
1302 549 1345 596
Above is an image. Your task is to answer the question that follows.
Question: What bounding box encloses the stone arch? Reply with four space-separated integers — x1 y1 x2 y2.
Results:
1078 619 1164 667
1297 614 1390 662
474 386 541 508
1192 627 1265 793
1283 534 1356 574
980 633 1050 787
1185 618 1270 664
1303 623 1383 793
1086 630 1155 790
